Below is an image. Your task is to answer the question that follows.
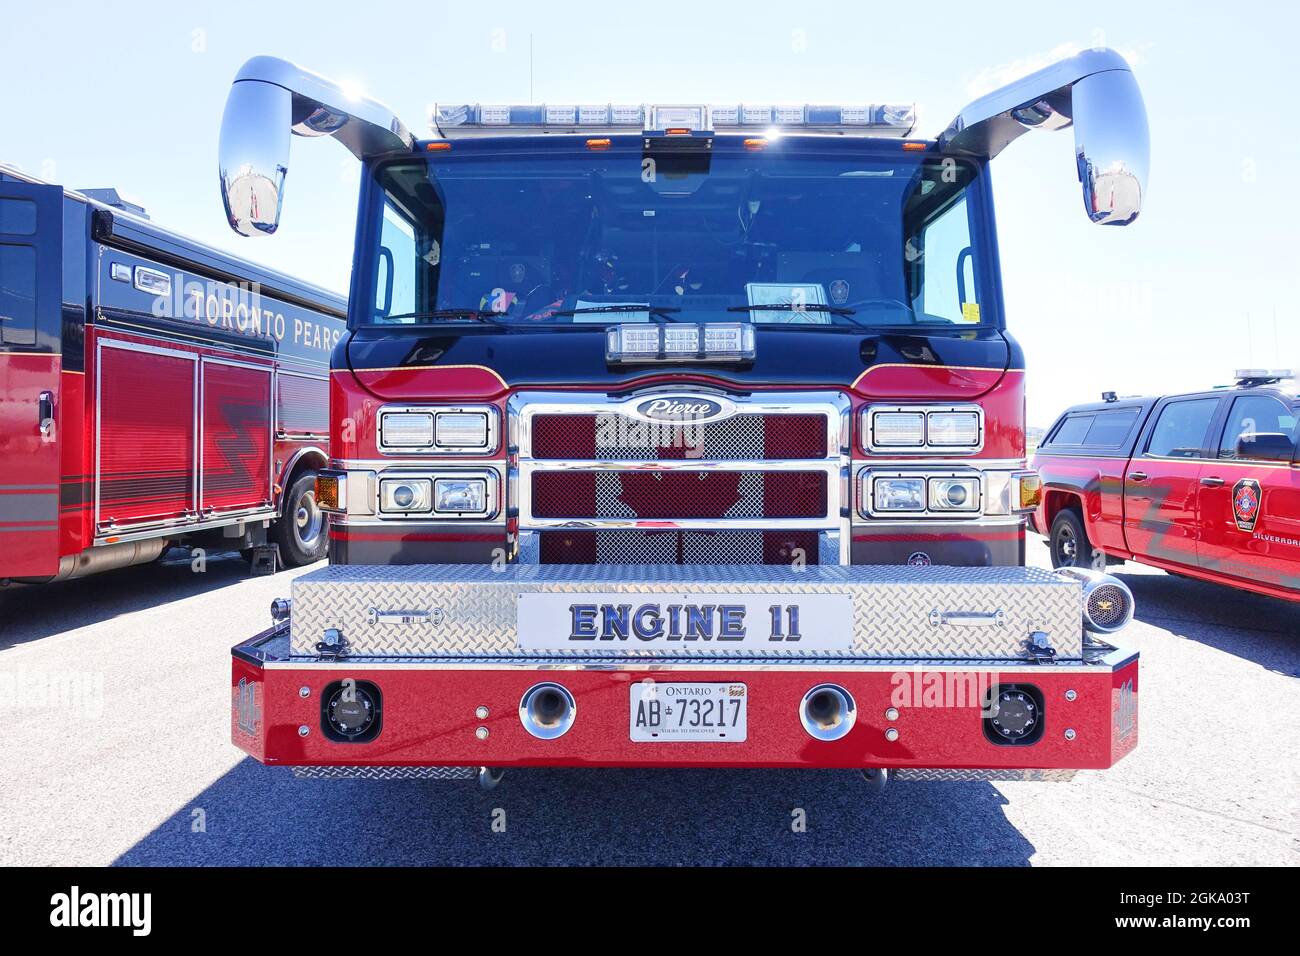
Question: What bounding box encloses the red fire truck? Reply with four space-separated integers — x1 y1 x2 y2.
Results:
1033 372 1300 602
220 50 1149 788
0 168 345 604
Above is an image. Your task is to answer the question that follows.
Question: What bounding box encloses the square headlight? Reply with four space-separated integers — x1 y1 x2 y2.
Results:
433 477 489 515
927 410 981 447
381 412 435 448
928 476 981 512
872 476 926 513
870 410 926 448
435 412 490 449
379 477 433 514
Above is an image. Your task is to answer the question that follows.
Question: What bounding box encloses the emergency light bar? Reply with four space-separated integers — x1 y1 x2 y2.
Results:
429 102 916 137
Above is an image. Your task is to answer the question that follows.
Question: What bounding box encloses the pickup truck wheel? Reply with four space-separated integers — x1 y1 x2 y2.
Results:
275 472 328 567
1049 509 1104 571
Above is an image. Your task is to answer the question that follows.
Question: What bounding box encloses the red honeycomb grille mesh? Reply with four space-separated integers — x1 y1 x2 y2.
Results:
531 470 827 520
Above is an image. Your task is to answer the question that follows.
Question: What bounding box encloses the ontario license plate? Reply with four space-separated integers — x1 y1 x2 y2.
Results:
629 682 748 742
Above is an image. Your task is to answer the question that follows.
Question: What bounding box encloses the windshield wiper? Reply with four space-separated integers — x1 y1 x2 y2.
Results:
726 303 857 317
551 305 684 322
379 309 508 324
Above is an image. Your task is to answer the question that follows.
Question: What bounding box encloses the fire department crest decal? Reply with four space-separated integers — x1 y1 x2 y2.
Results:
828 279 850 305
1232 478 1261 532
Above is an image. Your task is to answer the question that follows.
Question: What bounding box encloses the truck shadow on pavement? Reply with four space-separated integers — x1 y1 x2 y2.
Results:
115 759 1035 866
0 550 297 651
1112 568 1300 676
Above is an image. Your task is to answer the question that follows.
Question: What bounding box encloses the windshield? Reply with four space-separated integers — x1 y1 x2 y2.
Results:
362 141 992 331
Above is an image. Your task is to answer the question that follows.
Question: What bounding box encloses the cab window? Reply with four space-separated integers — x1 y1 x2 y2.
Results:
1218 394 1297 462
1145 398 1219 459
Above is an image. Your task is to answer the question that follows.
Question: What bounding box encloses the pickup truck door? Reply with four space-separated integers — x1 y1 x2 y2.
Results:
1197 392 1300 592
1122 396 1223 569
0 180 63 578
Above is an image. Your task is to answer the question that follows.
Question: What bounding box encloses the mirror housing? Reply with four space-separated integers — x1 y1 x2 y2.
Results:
218 56 415 237
1235 432 1295 463
941 48 1149 226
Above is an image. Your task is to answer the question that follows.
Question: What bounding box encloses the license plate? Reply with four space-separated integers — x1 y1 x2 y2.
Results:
629 682 747 742
516 592 852 652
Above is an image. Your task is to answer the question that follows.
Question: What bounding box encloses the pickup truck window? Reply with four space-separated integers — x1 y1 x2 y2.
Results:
1044 407 1140 450
1218 394 1298 460
1145 398 1219 459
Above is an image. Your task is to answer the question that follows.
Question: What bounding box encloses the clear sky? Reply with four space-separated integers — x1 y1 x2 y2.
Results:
3 0 1297 426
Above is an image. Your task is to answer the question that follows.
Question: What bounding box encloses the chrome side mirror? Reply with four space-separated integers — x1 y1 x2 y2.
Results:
942 48 1150 226
1070 68 1149 225
217 56 415 237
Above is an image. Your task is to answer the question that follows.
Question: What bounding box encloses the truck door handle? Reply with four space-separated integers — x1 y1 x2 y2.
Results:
38 391 55 436
1200 476 1225 487
1128 471 1148 482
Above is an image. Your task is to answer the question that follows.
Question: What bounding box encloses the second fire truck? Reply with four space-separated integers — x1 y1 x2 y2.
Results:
219 48 1150 787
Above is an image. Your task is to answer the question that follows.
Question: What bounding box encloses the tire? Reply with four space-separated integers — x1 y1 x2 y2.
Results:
274 472 328 567
1049 508 1105 571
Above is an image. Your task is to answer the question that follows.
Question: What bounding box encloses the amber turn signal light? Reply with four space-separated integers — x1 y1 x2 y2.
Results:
315 474 340 512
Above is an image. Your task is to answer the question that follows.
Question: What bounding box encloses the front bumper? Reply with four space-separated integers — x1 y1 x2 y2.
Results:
232 626 1138 772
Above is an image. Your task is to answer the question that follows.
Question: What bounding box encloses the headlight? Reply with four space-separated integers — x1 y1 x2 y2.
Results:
873 476 926 512
434 477 488 515
379 477 433 514
870 411 926 448
380 412 435 448
927 411 981 447
928 476 981 512
435 412 490 450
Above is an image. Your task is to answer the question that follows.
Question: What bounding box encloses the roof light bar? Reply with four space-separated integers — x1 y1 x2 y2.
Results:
428 102 916 138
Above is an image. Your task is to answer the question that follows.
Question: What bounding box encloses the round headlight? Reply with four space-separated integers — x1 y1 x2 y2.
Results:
392 484 416 509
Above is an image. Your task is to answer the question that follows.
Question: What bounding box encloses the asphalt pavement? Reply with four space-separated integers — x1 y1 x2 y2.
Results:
1 544 1296 866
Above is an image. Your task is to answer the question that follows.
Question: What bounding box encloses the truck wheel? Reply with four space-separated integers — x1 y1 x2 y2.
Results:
1049 509 1104 571
275 472 328 567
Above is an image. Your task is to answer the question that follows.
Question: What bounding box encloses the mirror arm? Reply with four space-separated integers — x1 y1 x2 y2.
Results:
939 48 1133 159
232 56 414 159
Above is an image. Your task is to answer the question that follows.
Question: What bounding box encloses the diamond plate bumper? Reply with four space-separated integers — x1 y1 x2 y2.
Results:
287 563 1084 660
232 624 1138 771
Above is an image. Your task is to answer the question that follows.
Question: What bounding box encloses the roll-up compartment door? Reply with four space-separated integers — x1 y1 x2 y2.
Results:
200 358 273 514
96 341 197 529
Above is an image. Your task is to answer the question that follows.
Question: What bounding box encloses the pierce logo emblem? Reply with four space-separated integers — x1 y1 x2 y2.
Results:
636 397 724 421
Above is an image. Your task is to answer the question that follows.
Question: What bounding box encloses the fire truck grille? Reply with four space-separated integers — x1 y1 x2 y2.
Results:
530 470 828 520
538 530 821 566
530 412 827 460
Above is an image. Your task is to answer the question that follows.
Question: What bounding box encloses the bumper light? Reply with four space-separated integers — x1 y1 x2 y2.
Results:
379 477 433 515
434 477 488 515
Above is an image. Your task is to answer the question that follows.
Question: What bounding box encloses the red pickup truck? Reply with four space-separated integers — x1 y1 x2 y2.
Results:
1032 372 1300 602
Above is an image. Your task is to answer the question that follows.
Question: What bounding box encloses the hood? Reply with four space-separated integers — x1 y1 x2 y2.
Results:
342 325 1015 401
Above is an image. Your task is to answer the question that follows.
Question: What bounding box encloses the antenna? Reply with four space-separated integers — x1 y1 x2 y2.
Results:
529 33 534 103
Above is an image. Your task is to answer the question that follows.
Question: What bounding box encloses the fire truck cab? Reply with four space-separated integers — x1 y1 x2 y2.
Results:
218 49 1150 786
0 169 345 599
1034 371 1300 602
